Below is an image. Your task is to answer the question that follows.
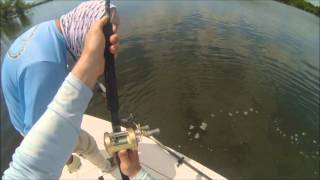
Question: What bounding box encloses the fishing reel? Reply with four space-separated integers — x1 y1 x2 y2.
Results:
104 114 160 155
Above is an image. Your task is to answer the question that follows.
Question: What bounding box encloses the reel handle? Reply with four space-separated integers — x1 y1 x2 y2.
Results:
143 128 160 137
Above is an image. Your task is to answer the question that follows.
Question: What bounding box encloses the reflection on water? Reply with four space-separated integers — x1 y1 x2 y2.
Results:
1 0 319 178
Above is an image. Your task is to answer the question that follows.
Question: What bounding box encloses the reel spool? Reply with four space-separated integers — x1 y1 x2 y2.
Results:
104 125 160 155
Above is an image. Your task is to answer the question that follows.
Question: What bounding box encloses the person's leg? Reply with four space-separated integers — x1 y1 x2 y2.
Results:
73 129 114 172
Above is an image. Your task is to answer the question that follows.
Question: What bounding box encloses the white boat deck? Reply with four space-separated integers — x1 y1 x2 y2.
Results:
60 114 227 179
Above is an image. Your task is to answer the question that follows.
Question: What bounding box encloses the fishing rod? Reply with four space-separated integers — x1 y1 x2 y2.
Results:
103 1 128 180
114 115 212 179
101 1 210 179
102 1 160 180
103 0 120 133
149 136 213 180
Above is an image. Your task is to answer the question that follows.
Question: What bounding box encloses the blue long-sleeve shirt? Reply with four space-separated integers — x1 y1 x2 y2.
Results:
1 20 68 135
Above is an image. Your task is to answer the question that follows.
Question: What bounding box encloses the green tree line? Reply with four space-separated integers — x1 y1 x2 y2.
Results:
0 0 32 33
276 0 320 16
0 0 31 19
1 0 49 36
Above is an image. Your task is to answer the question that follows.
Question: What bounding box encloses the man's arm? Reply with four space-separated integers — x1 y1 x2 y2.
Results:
3 73 93 179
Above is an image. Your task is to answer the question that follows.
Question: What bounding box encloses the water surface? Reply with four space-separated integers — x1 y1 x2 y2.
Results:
1 1 319 178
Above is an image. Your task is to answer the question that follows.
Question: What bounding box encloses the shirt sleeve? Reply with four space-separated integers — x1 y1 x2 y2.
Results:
20 61 67 135
2 73 93 180
131 168 155 180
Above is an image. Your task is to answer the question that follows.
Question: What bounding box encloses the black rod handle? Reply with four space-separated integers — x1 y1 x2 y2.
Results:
103 22 121 132
103 16 130 180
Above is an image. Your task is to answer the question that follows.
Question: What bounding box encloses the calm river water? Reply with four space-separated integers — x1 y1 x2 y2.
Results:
1 0 319 179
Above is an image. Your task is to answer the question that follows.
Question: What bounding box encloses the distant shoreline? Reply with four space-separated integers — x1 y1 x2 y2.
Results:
275 0 320 17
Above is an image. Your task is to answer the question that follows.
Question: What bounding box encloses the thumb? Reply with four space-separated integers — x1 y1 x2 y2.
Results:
118 150 130 164
96 16 109 29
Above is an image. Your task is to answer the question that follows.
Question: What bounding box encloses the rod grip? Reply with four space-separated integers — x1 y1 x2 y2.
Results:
103 22 120 129
103 21 129 180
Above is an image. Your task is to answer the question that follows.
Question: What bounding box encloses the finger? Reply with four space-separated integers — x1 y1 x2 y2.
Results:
118 150 129 164
95 16 109 29
113 24 118 33
126 150 140 167
110 34 119 44
110 44 119 55
130 150 139 161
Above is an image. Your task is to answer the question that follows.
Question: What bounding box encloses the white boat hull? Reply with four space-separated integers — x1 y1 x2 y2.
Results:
60 114 226 179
